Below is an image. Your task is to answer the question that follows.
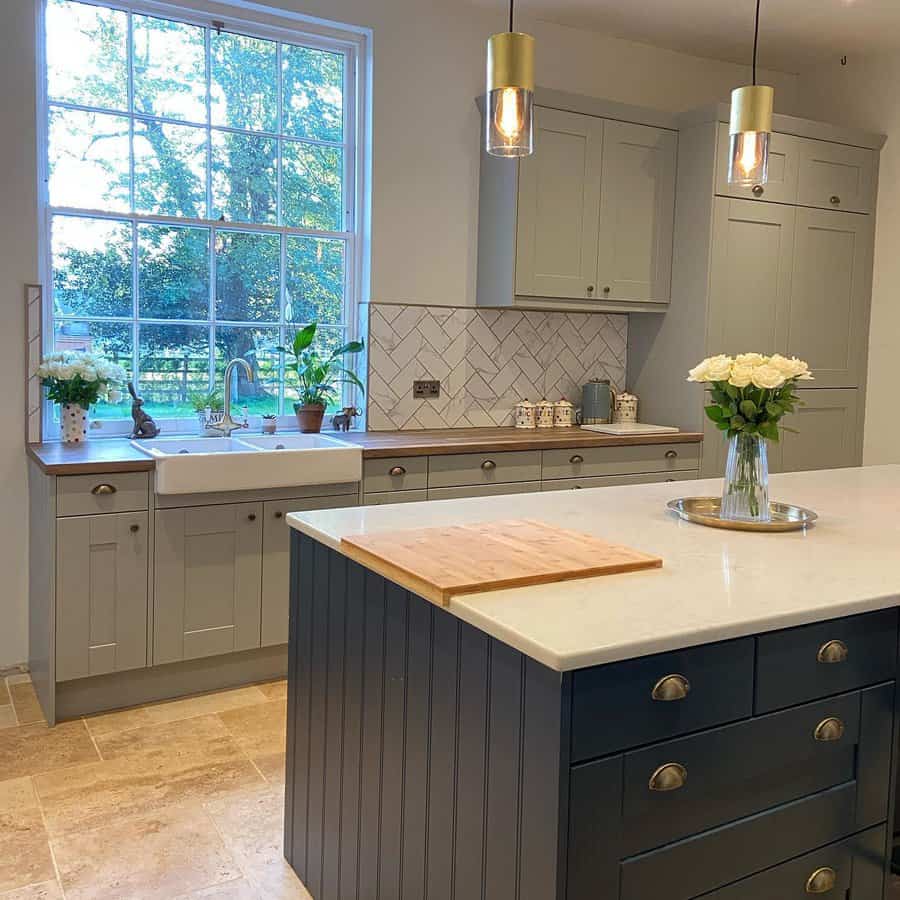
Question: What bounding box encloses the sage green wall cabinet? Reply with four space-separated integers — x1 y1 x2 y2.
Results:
56 511 149 682
477 89 678 312
629 103 884 478
154 503 263 664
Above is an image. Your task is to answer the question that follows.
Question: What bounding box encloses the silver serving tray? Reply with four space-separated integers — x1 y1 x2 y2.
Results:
667 497 818 532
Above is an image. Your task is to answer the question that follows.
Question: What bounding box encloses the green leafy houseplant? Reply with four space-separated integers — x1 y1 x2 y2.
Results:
277 322 364 433
190 390 224 413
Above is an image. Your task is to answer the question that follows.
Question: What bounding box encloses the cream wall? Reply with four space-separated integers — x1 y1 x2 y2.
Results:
797 57 899 465
0 0 798 667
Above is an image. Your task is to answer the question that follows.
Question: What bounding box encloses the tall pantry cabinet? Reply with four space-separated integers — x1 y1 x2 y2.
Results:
628 107 884 476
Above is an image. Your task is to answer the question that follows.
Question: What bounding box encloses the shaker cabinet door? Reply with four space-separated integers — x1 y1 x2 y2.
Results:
154 503 263 664
707 197 795 357
796 137 875 214
515 107 604 299
787 208 873 388
780 388 861 472
56 512 149 682
596 120 677 303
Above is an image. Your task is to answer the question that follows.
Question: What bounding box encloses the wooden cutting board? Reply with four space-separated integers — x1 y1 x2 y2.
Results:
340 519 662 607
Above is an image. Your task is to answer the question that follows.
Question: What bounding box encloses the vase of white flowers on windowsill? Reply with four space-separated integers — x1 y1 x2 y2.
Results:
687 353 814 522
38 352 127 444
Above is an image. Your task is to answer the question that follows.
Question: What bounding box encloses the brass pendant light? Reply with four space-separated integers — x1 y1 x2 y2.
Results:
728 0 774 186
486 0 535 158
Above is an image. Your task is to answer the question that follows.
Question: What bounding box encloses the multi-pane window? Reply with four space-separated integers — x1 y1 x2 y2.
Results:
42 0 360 423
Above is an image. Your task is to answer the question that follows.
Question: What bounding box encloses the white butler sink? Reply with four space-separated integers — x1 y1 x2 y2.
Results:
132 433 362 495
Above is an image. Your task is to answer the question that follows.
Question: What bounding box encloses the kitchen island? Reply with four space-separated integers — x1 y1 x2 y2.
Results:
284 465 900 900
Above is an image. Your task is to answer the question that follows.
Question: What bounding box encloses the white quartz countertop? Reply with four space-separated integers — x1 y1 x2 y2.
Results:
286 465 900 672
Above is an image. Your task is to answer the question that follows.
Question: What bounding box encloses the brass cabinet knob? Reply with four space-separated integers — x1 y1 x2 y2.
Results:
481 459 497 471
389 466 406 477
829 195 841 205
570 454 584 464
602 286 611 294
805 866 837 893
248 513 257 522
130 524 140 533
664 450 678 459
586 285 595 294
274 511 284 519
648 762 687 792
752 184 765 196
91 483 117 495
817 639 848 664
651 673 691 702
814 717 845 742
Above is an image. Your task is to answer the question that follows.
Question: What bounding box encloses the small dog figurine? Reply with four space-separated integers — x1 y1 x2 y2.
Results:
331 407 360 432
128 382 160 439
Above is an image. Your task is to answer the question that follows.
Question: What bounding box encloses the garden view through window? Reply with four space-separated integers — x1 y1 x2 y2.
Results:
43 0 360 422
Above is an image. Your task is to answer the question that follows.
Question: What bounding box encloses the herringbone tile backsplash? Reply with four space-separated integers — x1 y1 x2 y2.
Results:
364 304 627 430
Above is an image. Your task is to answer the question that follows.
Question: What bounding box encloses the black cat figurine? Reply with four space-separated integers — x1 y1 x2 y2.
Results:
128 382 161 439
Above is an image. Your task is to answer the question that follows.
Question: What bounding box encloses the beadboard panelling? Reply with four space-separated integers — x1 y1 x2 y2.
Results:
366 303 627 430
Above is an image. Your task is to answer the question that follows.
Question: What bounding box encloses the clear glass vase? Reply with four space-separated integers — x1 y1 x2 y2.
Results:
721 432 770 522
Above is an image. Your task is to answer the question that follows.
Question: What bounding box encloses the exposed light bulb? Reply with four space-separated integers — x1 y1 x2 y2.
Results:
728 129 769 186
496 87 523 139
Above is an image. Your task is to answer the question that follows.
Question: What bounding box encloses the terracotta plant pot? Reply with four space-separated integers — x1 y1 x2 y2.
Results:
295 403 325 433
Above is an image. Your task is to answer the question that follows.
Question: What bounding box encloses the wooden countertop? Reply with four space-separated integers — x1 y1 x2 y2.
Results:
27 428 703 474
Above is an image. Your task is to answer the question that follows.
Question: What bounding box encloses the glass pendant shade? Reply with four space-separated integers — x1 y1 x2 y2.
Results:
486 31 534 157
728 84 774 186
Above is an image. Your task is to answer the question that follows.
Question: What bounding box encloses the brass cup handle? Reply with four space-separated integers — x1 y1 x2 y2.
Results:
481 459 497 471
389 466 406 477
752 184 764 196
664 450 678 459
814 717 845 742
648 762 687 792
829 195 841 205
651 673 691 702
570 454 584 464
817 639 848 664
91 484 117 496
806 866 837 893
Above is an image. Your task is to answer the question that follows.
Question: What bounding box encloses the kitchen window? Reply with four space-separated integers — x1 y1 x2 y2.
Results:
39 0 367 430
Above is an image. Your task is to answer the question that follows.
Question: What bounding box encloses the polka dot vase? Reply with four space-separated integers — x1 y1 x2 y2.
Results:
60 403 89 444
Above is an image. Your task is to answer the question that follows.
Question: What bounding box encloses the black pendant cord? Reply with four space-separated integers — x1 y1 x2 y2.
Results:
752 0 760 85
509 0 514 33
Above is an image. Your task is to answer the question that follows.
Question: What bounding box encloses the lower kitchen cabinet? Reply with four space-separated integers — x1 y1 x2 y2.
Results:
154 503 264 664
781 388 861 473
56 511 149 681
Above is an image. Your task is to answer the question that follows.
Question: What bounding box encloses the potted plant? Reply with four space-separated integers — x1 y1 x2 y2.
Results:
37 351 126 444
261 414 277 435
190 389 225 436
278 322 364 433
688 353 813 522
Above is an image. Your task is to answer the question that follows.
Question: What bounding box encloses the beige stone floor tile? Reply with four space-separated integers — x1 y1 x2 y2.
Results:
0 707 17 730
0 881 64 900
84 686 269 739
0 778 55 894
0 681 10 706
52 802 242 900
0 720 99 782
5 675 31 686
35 717 265 837
218 700 286 759
8 683 46 727
176 877 261 899
257 680 287 702
205 785 311 900
253 751 286 786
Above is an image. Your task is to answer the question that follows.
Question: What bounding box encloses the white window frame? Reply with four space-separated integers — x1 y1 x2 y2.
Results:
35 0 371 437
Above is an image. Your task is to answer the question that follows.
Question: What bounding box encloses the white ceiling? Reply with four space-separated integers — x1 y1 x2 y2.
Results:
471 0 900 73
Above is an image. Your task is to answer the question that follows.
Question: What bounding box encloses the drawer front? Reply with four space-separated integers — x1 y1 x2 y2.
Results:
797 137 875 214
571 638 754 762
714 123 801 205
427 450 541 488
755 608 898 713
542 472 698 492
427 481 541 501
542 442 699 479
618 782 857 900
620 691 861 856
362 456 427 493
57 472 150 517
363 489 428 506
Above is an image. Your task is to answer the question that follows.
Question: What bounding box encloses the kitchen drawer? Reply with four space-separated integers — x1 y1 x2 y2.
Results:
619 691 861 856
362 456 427 493
541 442 699 480
618 782 857 900
571 638 754 762
755 608 898 713
56 472 150 517
427 481 541 501
797 136 875 214
363 489 428 506
427 450 541 488
541 471 698 492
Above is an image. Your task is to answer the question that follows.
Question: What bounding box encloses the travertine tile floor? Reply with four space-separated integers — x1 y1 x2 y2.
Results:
2 673 900 899
0 673 310 899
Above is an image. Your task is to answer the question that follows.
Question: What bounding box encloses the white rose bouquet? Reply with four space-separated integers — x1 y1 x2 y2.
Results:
687 353 813 441
37 351 127 408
